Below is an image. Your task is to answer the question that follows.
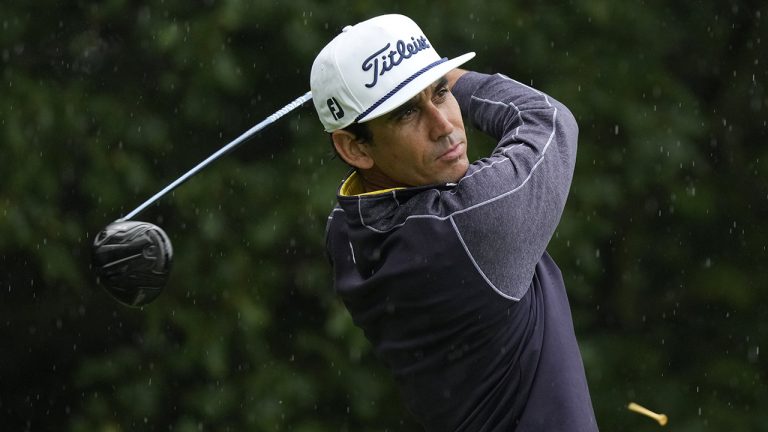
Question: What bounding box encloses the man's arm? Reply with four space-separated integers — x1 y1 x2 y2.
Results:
442 71 578 300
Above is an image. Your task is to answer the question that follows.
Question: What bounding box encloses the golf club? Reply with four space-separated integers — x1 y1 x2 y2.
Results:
92 91 314 307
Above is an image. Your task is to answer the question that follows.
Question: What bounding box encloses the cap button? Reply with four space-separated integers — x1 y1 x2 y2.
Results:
342 25 352 32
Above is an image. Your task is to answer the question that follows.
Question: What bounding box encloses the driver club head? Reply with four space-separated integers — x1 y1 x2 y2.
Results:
92 220 173 307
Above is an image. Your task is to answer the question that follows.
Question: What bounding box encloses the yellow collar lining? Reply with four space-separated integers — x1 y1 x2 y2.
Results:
340 172 406 197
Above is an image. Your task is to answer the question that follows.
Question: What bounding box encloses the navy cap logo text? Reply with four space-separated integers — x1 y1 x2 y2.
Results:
362 36 431 88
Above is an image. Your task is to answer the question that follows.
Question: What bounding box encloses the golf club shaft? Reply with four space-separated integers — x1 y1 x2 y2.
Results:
118 91 313 222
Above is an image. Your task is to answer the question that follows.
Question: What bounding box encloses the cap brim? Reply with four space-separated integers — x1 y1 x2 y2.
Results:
356 52 476 124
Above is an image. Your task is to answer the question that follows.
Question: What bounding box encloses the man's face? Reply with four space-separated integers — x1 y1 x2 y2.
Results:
362 77 469 187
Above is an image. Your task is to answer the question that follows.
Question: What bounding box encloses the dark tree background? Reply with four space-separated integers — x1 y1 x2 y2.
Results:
1 0 766 430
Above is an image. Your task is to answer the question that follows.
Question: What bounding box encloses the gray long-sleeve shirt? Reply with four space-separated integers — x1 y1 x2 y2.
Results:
326 72 598 431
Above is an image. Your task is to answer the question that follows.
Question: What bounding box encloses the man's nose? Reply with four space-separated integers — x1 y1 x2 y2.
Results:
426 103 455 141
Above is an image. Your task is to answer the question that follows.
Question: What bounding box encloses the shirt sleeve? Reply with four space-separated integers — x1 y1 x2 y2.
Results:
441 72 578 300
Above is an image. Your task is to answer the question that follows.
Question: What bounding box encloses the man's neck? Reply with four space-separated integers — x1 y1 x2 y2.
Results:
359 169 405 193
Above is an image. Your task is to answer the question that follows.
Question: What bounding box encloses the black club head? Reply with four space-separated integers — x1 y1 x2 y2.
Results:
92 220 173 307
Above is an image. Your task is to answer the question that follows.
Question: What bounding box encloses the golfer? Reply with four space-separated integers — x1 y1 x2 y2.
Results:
311 14 598 431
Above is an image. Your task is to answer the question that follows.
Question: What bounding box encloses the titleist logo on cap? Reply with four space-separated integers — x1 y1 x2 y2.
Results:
361 36 431 88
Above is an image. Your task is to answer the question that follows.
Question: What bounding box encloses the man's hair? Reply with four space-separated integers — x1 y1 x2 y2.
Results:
342 122 373 143
329 122 373 165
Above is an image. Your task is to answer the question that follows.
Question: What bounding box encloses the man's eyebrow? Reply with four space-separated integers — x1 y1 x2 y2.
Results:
386 76 450 120
432 76 448 90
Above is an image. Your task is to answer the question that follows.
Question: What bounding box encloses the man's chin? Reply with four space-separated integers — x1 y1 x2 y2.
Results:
441 158 470 184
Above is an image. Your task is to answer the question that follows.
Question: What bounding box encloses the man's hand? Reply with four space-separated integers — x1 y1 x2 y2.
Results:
446 68 469 90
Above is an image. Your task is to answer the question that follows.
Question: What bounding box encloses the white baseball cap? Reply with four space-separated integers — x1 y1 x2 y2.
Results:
310 14 475 132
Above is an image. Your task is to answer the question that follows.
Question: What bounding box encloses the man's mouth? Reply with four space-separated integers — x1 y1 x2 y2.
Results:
437 142 465 162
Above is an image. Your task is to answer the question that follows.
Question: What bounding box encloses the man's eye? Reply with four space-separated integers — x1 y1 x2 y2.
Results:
398 107 417 120
434 87 449 102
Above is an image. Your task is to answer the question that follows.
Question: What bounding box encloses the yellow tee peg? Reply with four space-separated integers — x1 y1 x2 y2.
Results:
628 402 668 426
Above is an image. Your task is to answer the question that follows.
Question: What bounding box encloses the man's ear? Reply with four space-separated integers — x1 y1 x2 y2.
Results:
331 130 374 170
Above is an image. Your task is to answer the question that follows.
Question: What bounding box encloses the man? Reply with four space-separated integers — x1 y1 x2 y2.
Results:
311 14 598 431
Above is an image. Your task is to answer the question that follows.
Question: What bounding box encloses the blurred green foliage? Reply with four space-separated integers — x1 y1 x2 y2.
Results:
1 0 766 430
